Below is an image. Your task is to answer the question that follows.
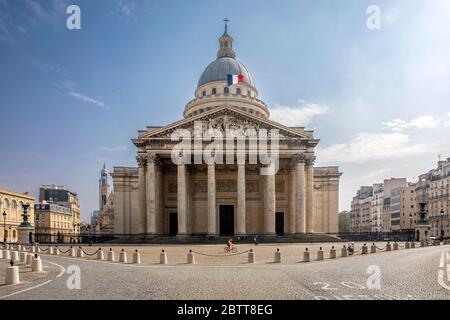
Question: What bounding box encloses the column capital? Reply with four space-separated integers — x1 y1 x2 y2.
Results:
305 154 316 166
136 154 147 167
147 152 163 169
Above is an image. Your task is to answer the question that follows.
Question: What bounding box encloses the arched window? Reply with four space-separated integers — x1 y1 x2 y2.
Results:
2 198 9 209
13 230 16 239
224 87 229 95
11 200 17 210
236 88 241 95
202 90 206 97
212 88 217 95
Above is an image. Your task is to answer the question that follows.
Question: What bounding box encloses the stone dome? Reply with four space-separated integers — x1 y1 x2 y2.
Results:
197 57 255 88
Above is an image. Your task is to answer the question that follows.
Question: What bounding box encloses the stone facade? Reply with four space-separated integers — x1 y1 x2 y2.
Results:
0 188 35 243
39 185 81 236
111 26 341 239
34 203 74 243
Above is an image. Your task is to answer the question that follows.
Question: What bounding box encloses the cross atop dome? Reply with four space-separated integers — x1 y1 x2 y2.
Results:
217 18 235 59
223 17 229 33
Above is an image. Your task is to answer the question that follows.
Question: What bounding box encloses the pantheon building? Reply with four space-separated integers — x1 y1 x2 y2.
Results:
111 25 342 241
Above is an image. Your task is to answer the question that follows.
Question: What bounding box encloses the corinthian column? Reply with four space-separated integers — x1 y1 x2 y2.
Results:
236 163 246 235
146 153 160 235
296 154 306 234
177 164 187 235
207 164 217 235
305 155 316 233
264 170 276 235
136 154 147 235
288 163 296 234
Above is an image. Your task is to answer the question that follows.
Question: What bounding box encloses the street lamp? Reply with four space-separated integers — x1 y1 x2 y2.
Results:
2 211 6 244
8 226 11 243
35 214 40 243
440 209 445 241
409 214 413 241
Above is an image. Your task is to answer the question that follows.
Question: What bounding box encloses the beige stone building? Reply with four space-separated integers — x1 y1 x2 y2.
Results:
418 158 450 238
111 25 342 240
399 185 418 230
34 203 73 243
350 186 373 233
0 188 35 243
38 185 81 238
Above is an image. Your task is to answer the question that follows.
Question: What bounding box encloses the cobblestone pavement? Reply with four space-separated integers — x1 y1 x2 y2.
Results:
0 243 449 300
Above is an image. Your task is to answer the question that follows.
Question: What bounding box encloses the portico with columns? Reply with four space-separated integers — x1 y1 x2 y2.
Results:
111 22 341 240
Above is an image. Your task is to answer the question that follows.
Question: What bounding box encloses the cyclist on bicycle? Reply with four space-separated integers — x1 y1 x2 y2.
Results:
226 238 233 251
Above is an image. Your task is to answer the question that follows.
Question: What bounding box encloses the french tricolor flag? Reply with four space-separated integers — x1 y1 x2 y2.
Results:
227 74 244 86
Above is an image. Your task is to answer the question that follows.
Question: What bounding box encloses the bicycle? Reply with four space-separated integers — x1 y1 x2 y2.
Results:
224 246 237 253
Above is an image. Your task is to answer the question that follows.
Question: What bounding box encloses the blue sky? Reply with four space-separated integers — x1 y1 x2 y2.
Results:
1 0 450 221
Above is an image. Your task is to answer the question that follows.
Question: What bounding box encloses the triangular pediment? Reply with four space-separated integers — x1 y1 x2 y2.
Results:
138 106 316 141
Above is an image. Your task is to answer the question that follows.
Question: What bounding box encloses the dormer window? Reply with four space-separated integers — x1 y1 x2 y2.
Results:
236 88 241 95
202 91 206 97
212 88 217 95
224 87 229 95
247 90 251 97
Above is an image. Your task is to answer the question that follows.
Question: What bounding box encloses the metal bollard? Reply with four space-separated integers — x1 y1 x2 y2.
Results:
54 247 59 255
317 247 324 261
70 247 76 257
31 254 43 272
107 249 115 262
362 244 368 255
329 246 336 259
5 261 20 285
160 250 168 264
97 249 104 260
274 248 281 263
119 249 127 263
187 250 195 264
371 243 376 254
48 247 54 255
303 248 310 262
248 249 255 263
393 242 399 250
133 250 141 264
0 249 3 259
31 246 36 253
386 243 392 251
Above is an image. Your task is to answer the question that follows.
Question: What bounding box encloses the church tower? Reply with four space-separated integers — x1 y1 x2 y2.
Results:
99 163 110 212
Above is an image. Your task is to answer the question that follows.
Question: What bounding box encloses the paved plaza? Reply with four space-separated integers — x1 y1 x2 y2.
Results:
0 242 449 300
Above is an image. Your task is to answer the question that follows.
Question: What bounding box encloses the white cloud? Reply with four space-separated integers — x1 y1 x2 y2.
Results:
99 145 127 152
29 57 70 76
116 0 136 16
269 101 329 127
317 132 437 164
382 115 441 131
67 92 109 110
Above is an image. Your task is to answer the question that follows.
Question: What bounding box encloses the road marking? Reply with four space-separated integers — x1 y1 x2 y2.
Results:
437 251 450 290
42 259 66 277
0 259 65 300
0 280 53 299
